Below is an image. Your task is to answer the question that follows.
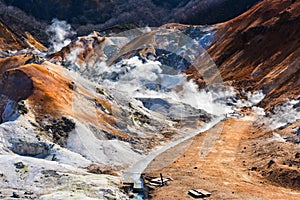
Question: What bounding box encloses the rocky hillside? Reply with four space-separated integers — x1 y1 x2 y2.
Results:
0 0 299 199
0 19 26 50
208 0 300 110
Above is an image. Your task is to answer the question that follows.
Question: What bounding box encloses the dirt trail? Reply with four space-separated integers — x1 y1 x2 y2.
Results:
122 118 222 188
145 118 300 199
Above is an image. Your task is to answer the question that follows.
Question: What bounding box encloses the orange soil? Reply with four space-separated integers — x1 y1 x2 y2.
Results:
145 117 300 199
0 55 131 140
193 0 300 110
22 62 131 140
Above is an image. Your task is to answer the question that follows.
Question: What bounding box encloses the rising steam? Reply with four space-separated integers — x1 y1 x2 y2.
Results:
46 19 76 52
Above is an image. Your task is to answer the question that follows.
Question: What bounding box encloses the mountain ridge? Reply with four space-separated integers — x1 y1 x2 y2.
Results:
0 0 260 45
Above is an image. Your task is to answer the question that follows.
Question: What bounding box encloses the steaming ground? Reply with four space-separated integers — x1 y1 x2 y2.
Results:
55 23 238 118
0 13 299 199
253 98 300 130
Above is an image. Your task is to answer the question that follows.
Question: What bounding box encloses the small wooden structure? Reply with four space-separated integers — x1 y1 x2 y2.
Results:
150 177 172 185
149 173 173 187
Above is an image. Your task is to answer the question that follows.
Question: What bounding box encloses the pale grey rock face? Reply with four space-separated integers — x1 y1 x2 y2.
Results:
1 99 19 123
0 155 127 199
67 119 143 168
0 116 127 199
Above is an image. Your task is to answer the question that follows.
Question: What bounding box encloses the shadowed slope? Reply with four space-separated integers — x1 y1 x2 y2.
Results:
207 0 300 109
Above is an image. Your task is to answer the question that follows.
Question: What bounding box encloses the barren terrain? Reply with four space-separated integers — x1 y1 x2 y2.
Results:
145 114 300 199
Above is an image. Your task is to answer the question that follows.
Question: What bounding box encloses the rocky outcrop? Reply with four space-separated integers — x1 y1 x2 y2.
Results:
0 155 128 199
39 116 75 147
0 57 34 123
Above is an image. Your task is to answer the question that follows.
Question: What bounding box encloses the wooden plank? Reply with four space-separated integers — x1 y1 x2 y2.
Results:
194 189 211 197
188 189 211 198
188 189 204 198
149 176 172 187
149 182 161 186
150 177 171 183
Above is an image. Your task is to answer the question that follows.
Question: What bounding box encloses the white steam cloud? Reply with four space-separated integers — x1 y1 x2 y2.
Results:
65 40 84 71
252 106 265 116
266 99 300 129
253 98 300 130
180 81 236 115
236 90 265 107
98 56 237 116
46 19 76 52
